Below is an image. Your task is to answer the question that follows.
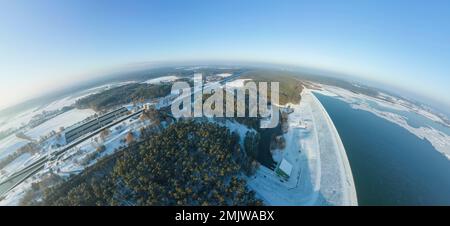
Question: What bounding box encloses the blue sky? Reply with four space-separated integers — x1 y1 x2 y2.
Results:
0 0 449 110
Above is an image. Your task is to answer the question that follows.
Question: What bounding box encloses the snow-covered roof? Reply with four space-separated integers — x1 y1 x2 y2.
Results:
279 158 293 177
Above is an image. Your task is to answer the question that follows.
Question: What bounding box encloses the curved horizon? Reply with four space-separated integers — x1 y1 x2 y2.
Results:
1 0 449 114
1 60 450 117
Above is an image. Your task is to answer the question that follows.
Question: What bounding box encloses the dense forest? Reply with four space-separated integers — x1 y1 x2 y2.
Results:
75 83 172 111
241 70 304 105
35 121 262 206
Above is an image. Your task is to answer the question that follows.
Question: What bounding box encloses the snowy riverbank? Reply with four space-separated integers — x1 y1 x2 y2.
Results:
313 84 450 160
248 89 357 206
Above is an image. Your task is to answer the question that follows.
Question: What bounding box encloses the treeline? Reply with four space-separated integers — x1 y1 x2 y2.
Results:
75 83 171 111
241 70 304 105
38 121 262 206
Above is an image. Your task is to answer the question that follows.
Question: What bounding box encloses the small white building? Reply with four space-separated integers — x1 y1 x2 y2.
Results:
276 158 293 178
143 103 152 110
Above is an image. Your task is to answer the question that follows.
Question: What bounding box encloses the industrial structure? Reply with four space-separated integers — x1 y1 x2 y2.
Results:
64 107 129 144
276 158 293 179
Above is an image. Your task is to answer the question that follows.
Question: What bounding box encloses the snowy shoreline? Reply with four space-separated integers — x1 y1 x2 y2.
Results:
313 84 450 160
248 89 358 206
309 90 358 205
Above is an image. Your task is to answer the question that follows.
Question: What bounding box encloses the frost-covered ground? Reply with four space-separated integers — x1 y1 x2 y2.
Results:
142 75 179 84
0 109 95 169
225 79 251 88
313 84 450 160
1 153 32 175
37 96 82 113
0 175 38 205
0 80 135 133
0 107 38 132
0 135 29 160
216 73 233 78
25 109 95 140
247 89 357 206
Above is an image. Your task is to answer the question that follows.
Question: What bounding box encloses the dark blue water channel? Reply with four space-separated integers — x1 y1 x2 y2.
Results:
315 93 450 205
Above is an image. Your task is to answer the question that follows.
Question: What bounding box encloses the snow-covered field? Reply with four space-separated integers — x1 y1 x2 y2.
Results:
248 89 357 206
0 176 37 205
38 96 80 113
313 84 450 160
0 81 135 135
43 81 138 112
216 73 233 78
142 76 179 84
225 79 251 88
61 81 137 106
25 109 95 140
182 66 208 70
0 107 38 132
0 135 29 160
1 153 31 175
